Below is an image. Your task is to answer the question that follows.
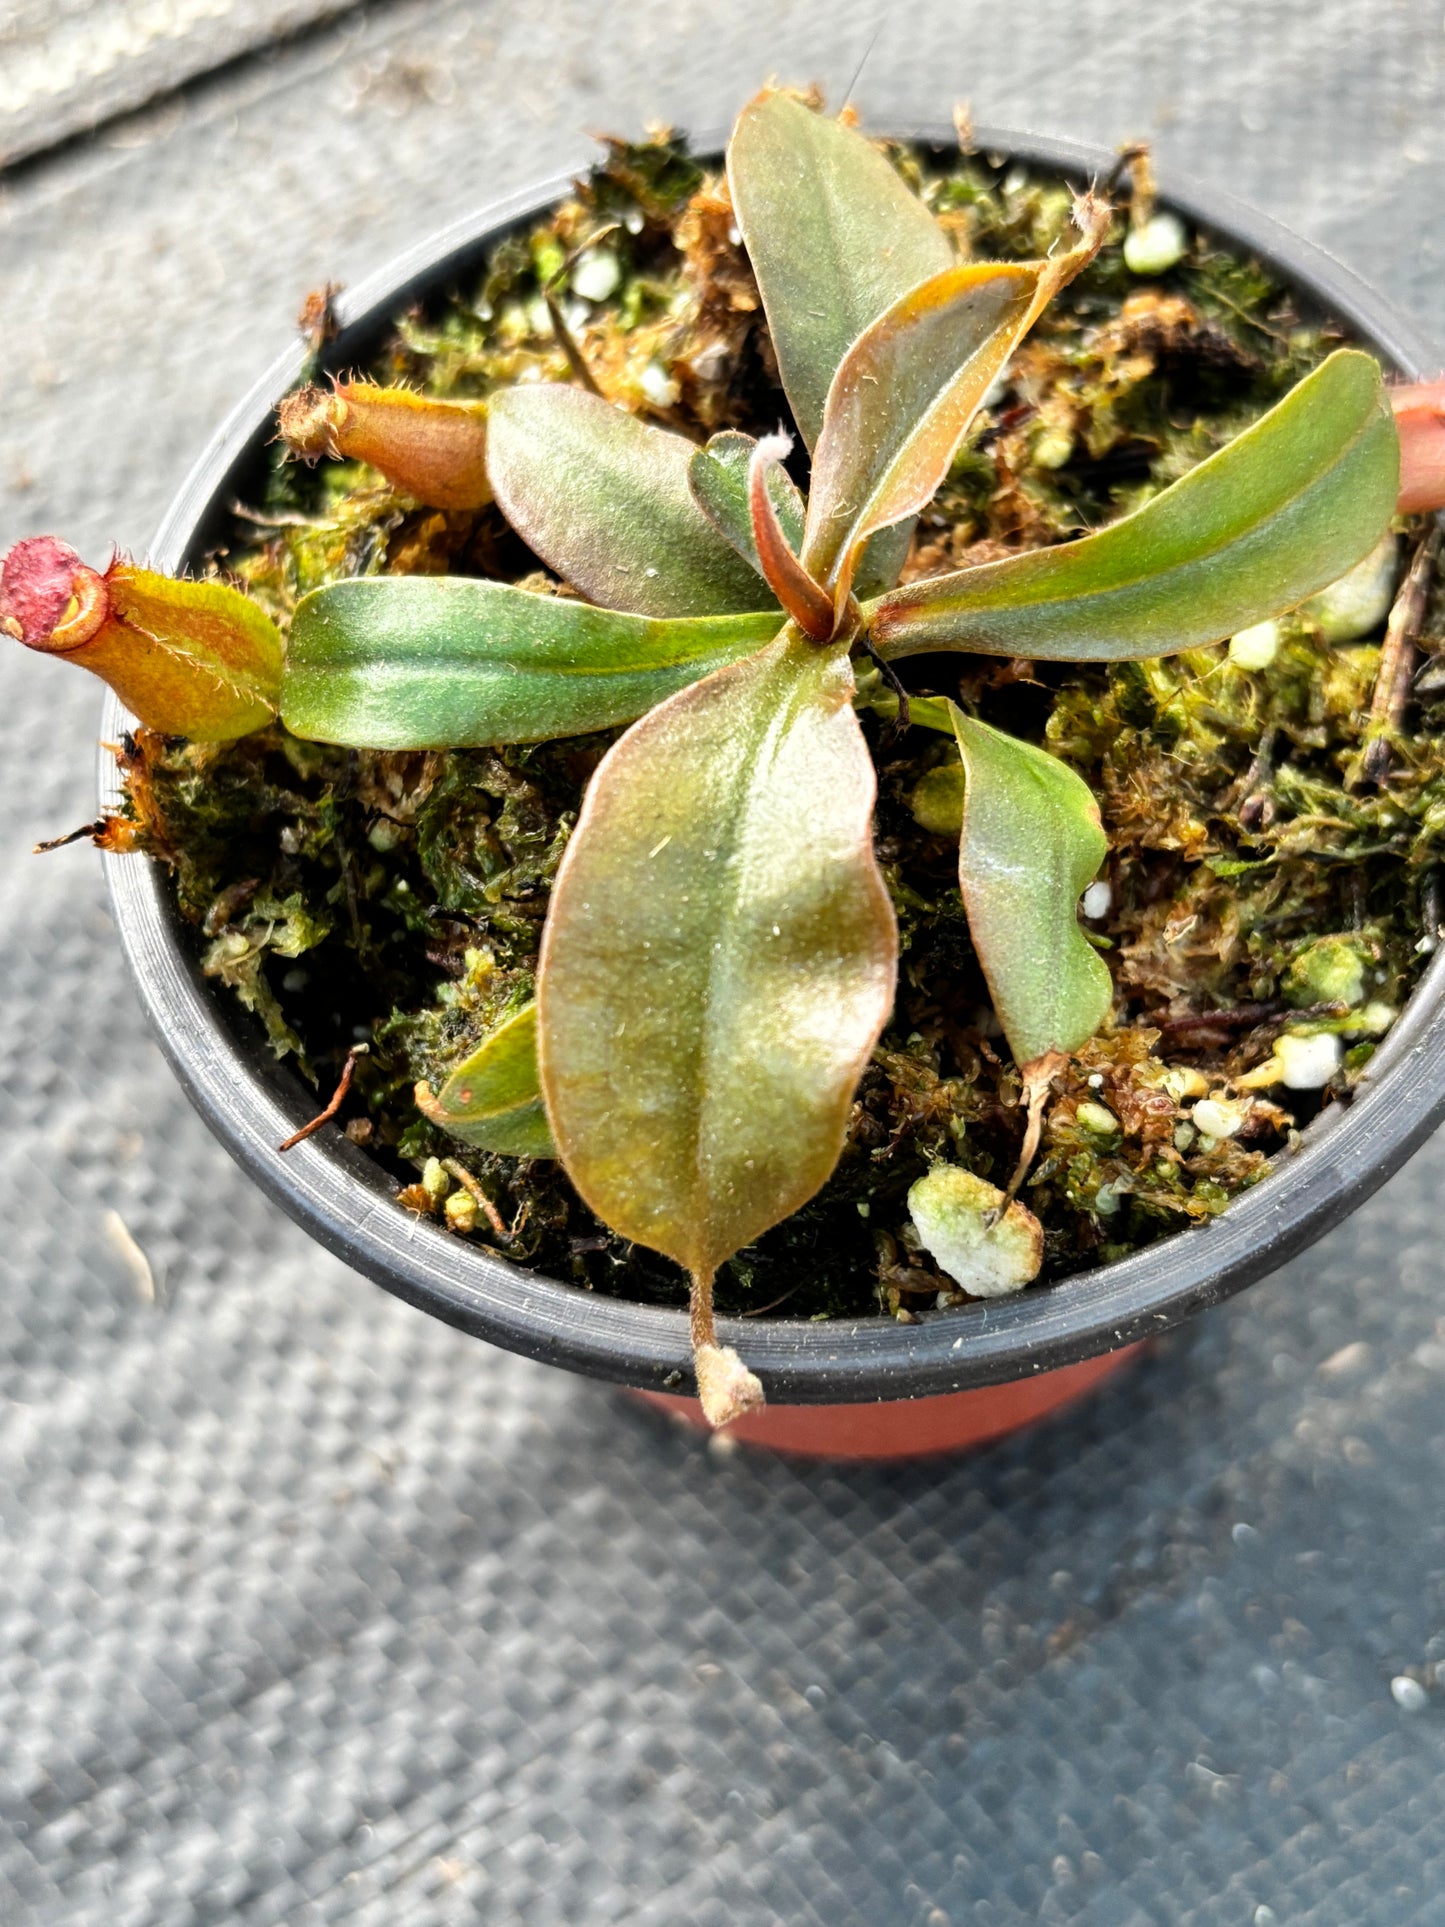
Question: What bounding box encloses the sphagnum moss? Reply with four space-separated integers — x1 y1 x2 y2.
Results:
21 118 1445 1338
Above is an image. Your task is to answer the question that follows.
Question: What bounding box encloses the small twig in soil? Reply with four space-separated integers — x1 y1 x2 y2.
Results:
741 1284 802 1318
1156 999 1286 1040
1354 522 1441 789
543 223 620 399
34 819 105 853
544 289 605 396
441 1160 509 1240
278 1046 365 1152
1156 999 1345 1048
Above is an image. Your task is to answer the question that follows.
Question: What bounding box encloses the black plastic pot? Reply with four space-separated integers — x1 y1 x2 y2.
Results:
102 126 1445 1408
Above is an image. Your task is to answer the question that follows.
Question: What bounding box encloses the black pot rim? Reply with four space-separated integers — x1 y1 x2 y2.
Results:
101 123 1445 1405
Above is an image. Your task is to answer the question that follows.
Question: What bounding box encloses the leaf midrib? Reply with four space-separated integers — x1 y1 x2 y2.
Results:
687 650 803 1252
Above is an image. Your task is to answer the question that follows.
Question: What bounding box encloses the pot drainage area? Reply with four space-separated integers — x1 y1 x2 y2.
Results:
5 5 1445 1924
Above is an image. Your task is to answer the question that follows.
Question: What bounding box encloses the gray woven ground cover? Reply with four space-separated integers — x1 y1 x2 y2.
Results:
4 4 1445 1919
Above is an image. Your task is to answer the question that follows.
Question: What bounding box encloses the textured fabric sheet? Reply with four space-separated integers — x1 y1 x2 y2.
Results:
4 4 1445 1920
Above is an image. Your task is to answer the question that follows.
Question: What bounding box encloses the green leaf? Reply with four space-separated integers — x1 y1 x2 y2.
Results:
803 211 1107 608
688 431 806 575
485 385 770 616
281 577 780 748
951 709 1112 1067
536 629 897 1286
726 91 952 451
415 1003 555 1157
871 350 1400 663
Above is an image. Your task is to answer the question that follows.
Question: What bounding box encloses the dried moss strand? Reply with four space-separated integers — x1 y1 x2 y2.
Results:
441 1159 509 1239
1356 522 1441 787
278 1045 364 1152
1000 1051 1063 1207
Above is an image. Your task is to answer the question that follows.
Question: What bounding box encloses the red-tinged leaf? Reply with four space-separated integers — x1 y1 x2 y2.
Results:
803 202 1109 612
950 708 1112 1068
1 538 281 740
747 434 835 639
278 381 491 510
486 385 769 616
536 628 897 1412
726 91 953 451
688 428 928 613
688 430 806 573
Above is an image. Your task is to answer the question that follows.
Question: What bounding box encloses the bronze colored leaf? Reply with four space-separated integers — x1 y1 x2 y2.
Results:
688 430 806 574
726 91 953 451
747 434 836 640
536 628 897 1295
486 385 769 616
803 205 1109 611
688 431 915 616
801 263 1036 604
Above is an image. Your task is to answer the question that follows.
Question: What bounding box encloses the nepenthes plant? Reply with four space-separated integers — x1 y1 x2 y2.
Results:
5 90 1438 1424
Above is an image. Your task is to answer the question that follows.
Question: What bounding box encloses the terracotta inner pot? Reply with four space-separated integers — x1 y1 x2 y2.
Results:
631 1344 1146 1459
